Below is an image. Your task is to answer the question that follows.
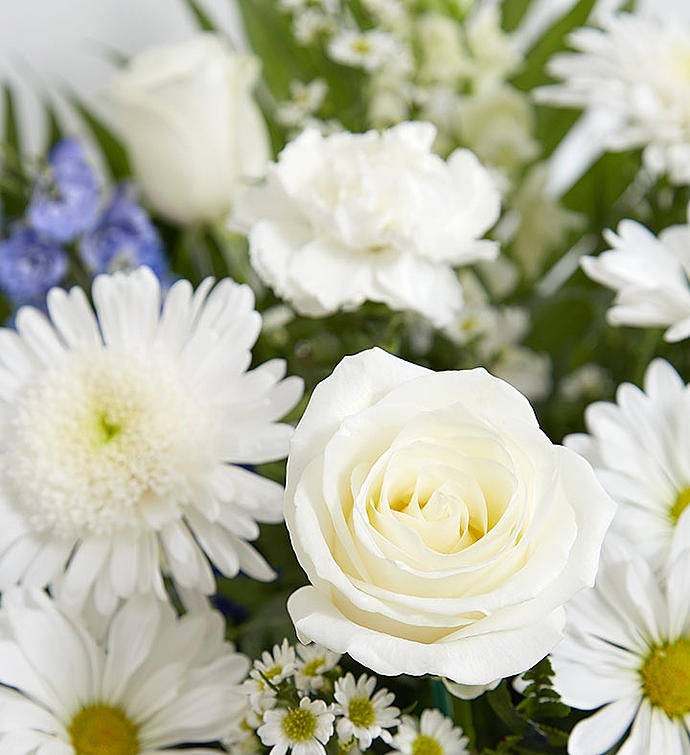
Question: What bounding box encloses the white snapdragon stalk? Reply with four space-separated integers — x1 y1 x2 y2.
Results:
109 33 271 225
233 122 500 328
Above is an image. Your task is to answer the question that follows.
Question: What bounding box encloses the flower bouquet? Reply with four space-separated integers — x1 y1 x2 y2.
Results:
0 0 688 753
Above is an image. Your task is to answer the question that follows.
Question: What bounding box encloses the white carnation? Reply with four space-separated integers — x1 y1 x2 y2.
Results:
233 123 500 328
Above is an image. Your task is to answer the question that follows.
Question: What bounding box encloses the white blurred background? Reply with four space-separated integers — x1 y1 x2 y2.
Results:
0 0 244 151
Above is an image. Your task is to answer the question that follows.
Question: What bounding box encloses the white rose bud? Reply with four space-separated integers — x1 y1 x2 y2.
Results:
108 33 271 225
285 348 615 687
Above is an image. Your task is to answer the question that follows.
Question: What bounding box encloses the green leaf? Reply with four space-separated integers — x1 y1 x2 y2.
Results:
180 0 217 31
3 85 22 160
486 682 528 735
70 98 131 180
44 102 64 153
430 678 454 718
236 0 368 142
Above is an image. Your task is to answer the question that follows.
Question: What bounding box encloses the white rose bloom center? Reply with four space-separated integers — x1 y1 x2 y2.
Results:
286 348 615 686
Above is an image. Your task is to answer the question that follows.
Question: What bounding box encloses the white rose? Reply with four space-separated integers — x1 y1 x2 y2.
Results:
108 33 271 225
285 348 614 686
233 122 500 328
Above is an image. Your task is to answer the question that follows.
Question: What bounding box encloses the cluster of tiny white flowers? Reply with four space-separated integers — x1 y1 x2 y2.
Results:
228 638 467 755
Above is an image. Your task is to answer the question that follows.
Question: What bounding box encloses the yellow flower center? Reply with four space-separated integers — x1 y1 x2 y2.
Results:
281 707 317 742
412 734 444 755
670 487 690 523
348 697 376 728
641 638 690 717
69 705 139 755
302 657 325 676
265 664 283 680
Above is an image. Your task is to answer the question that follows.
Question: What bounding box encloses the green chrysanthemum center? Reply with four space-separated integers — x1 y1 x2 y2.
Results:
69 704 139 755
281 707 317 742
412 734 444 755
348 696 376 728
670 487 690 523
641 638 690 717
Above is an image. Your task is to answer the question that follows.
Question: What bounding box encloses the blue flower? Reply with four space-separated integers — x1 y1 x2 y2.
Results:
28 138 101 242
79 188 168 278
0 228 68 301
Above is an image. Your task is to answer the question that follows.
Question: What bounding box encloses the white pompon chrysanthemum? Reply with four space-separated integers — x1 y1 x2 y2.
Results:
391 710 469 755
566 358 690 573
333 672 400 749
0 267 303 612
581 216 690 342
537 11 690 185
550 542 690 755
258 698 335 755
0 589 249 753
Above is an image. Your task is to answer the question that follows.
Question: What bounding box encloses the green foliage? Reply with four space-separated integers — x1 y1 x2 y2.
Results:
70 98 130 180
180 0 217 31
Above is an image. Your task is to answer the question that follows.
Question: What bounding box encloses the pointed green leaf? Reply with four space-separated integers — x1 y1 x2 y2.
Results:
181 0 217 31
70 98 131 180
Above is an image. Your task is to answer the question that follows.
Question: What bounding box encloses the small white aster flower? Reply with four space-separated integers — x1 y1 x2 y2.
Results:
566 358 690 572
333 672 400 749
0 267 303 613
559 363 610 402
551 543 690 755
294 642 341 692
258 697 335 755
327 30 408 73
581 215 690 342
277 79 329 128
537 11 690 185
492 345 552 403
252 638 299 685
0 588 249 753
391 709 469 755
292 10 335 46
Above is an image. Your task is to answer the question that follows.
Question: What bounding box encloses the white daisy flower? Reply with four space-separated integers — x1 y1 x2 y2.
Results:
391 709 469 755
581 216 690 342
566 358 690 572
277 79 329 128
252 638 299 686
0 588 249 753
327 30 408 73
333 672 400 749
0 267 303 613
294 643 341 692
537 10 690 185
550 543 690 755
258 697 335 755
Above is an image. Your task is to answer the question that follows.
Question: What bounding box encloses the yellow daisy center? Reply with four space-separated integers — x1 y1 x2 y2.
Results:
69 704 139 755
348 696 376 728
412 734 444 755
670 487 690 523
641 638 690 717
302 657 325 676
281 707 317 742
